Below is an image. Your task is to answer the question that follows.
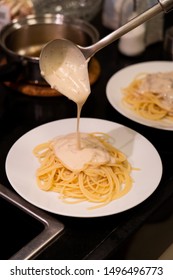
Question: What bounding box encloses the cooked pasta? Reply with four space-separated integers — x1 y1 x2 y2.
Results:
122 71 173 121
33 133 133 209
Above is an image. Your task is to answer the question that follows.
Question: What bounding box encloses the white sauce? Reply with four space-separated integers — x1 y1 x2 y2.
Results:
138 71 173 111
41 41 90 104
41 40 113 170
53 133 115 171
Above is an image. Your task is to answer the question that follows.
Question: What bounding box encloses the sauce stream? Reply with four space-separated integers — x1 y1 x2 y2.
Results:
41 42 112 170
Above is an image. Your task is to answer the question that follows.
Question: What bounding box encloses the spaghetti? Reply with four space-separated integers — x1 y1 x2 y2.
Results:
122 71 173 121
33 133 133 209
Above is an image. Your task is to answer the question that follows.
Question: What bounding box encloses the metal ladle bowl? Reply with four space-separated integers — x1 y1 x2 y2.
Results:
40 0 173 90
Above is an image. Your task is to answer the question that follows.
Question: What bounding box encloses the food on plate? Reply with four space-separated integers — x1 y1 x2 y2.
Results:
35 40 134 209
33 132 133 209
122 71 173 121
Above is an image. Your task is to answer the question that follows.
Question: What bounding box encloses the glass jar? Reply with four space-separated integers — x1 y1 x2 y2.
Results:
32 0 102 21
118 0 146 56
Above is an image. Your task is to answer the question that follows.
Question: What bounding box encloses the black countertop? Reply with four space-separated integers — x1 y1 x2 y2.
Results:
1 12 173 260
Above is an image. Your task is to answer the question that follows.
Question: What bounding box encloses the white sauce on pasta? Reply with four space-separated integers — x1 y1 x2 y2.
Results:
53 133 115 171
138 71 173 110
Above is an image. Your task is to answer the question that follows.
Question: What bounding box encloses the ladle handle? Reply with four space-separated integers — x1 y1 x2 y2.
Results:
82 0 173 59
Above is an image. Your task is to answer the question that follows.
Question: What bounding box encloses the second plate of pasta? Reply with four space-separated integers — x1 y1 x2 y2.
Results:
106 61 173 130
5 118 162 217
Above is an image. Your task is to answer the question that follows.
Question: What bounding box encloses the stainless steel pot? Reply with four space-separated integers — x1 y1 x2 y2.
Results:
0 13 99 85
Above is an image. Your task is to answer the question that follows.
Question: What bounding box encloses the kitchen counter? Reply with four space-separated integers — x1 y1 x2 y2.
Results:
1 12 173 260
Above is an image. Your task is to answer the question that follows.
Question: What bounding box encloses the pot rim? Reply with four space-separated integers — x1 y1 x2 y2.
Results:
0 13 99 62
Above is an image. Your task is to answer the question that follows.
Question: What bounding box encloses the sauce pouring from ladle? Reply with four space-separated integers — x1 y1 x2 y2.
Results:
39 0 173 148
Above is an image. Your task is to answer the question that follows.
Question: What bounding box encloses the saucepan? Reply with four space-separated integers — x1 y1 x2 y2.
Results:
0 13 99 85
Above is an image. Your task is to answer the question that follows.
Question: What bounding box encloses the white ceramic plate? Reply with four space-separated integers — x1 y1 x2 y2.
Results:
106 61 173 130
5 118 162 218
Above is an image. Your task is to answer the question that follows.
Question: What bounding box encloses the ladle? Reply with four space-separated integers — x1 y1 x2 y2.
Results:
40 0 173 92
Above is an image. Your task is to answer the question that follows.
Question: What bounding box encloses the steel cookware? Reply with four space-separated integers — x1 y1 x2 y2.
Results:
0 13 99 85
